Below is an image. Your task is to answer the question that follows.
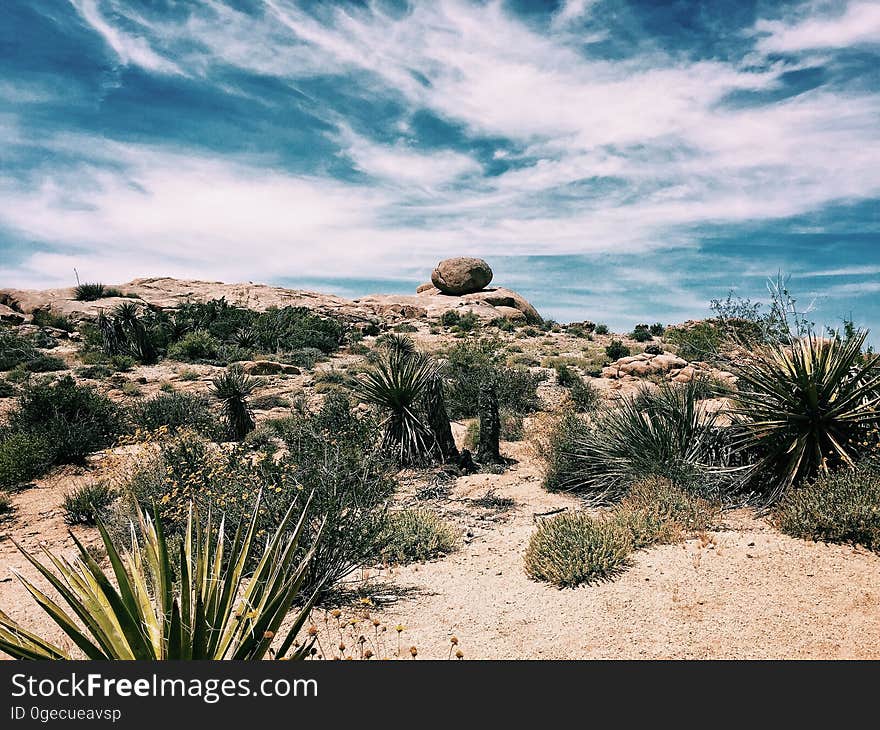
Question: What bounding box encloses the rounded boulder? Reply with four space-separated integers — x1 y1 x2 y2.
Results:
431 257 493 295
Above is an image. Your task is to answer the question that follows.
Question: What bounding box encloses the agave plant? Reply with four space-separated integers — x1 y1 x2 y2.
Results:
213 366 256 440
0 495 322 660
729 330 880 502
357 337 437 465
552 381 734 504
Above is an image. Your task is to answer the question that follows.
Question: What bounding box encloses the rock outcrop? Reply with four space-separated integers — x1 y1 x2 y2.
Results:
1 273 543 328
602 352 735 385
430 257 493 295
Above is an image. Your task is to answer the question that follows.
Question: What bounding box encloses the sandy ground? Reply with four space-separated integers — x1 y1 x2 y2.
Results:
5 438 878 661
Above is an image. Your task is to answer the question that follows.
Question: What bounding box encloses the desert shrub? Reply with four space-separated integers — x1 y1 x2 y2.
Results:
0 492 11 517
569 377 600 412
649 323 665 337
541 410 588 492
252 305 346 354
644 343 663 355
6 376 123 466
166 329 222 362
615 477 719 549
31 309 74 332
492 317 516 332
0 328 38 370
772 458 880 550
109 354 135 371
730 331 880 501
440 310 461 327
524 512 632 588
250 393 291 410
120 381 142 398
95 303 159 364
664 320 728 362
75 364 113 380
62 481 117 525
604 339 630 361
284 347 324 369
128 392 217 437
0 431 55 489
454 311 480 332
74 282 122 301
595 324 609 335
22 354 66 372
118 393 392 598
630 325 653 343
0 380 16 398
379 509 458 564
443 339 541 419
545 381 734 503
555 362 579 388
213 367 256 440
393 323 418 333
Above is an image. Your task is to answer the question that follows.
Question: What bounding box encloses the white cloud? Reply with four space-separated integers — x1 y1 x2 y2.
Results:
3 0 879 294
70 0 182 74
755 1 880 53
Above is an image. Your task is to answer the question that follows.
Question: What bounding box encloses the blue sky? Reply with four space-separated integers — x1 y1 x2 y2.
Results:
1 1 878 334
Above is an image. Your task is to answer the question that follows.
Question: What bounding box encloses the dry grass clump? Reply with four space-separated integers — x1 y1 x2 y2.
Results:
380 508 458 565
616 476 719 549
772 458 880 551
524 512 632 588
525 477 720 588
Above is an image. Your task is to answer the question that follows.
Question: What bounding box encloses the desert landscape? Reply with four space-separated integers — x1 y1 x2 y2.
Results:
1 257 878 660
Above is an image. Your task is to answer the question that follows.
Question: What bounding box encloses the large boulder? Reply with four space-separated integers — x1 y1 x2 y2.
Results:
431 257 493 295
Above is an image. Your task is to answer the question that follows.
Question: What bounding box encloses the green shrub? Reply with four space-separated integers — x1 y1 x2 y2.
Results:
74 282 122 301
664 320 728 362
772 458 880 550
23 354 66 372
0 328 38 371
444 339 541 419
166 329 222 362
109 354 135 371
393 323 418 333
0 432 55 489
630 326 653 343
649 323 665 336
284 347 324 369
604 339 630 361
95 303 159 364
731 331 880 501
595 324 609 335
524 512 632 588
7 376 123 466
440 310 461 327
0 379 16 398
379 509 458 564
117 393 393 598
31 309 74 332
569 378 600 412
75 364 113 380
128 392 217 437
62 482 117 525
544 382 733 503
554 362 579 387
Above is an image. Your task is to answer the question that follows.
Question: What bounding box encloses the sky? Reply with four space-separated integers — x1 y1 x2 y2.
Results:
1 0 878 334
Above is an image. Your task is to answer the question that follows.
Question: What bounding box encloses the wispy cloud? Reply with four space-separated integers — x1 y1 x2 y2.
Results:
2 0 878 332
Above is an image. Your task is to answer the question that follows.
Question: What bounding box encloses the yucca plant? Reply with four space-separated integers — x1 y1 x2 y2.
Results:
550 381 734 504
96 303 158 364
729 330 880 502
357 337 437 465
74 282 108 301
0 494 322 660
213 366 256 440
